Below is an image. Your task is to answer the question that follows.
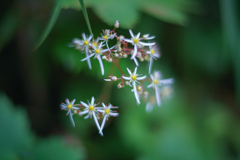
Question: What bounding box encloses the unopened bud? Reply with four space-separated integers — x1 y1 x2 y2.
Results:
102 55 107 60
114 53 119 57
125 81 131 86
139 57 144 62
144 91 149 98
115 20 119 28
108 57 112 62
123 53 128 58
119 35 124 42
111 76 117 81
117 82 124 88
73 110 78 114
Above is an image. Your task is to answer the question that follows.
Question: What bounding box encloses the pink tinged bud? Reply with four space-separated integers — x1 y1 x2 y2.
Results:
115 20 119 28
111 76 117 81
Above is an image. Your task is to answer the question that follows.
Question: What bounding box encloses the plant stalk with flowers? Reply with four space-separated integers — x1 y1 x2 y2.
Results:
60 0 174 136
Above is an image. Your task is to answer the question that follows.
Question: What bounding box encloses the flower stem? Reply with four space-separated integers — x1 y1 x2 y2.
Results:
79 0 93 35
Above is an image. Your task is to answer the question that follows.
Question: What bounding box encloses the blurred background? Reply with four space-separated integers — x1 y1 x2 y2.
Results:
0 0 240 159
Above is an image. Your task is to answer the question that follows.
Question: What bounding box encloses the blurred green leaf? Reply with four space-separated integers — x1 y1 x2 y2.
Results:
0 93 34 160
32 137 85 160
60 0 195 28
0 9 21 51
34 0 62 51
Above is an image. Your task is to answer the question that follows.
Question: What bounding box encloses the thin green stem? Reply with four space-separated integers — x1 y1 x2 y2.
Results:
79 0 93 35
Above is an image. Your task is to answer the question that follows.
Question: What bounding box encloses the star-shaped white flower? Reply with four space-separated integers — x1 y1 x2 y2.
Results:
99 29 116 53
60 99 79 127
146 45 161 73
81 42 108 75
122 67 146 104
73 33 93 69
98 103 119 135
124 29 155 65
147 71 174 106
79 97 103 136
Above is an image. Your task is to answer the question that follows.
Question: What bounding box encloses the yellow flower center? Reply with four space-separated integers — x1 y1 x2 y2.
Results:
67 104 72 109
105 109 110 114
92 42 98 47
96 49 100 54
89 105 94 111
103 35 108 40
150 49 155 55
83 40 89 45
137 86 142 91
132 75 137 80
133 38 139 44
153 79 158 84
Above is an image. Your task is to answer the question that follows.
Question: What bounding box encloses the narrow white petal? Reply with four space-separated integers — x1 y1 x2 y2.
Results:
146 103 154 113
150 74 154 80
155 86 161 106
97 55 104 75
85 47 92 69
72 107 79 110
147 83 154 88
149 57 153 74
84 114 90 119
81 53 95 61
160 78 174 85
80 101 89 108
69 111 75 127
126 68 132 75
80 110 89 115
104 79 111 81
133 57 139 66
93 112 103 136
133 67 138 75
122 76 131 80
91 97 95 105
88 35 93 41
136 32 140 39
124 39 133 43
133 81 140 105
102 103 107 108
71 99 76 105
139 42 155 46
82 33 86 40
99 42 103 48
147 36 155 40
66 99 70 104
100 114 108 133
109 112 119 116
137 75 146 80
131 44 138 59
129 29 134 38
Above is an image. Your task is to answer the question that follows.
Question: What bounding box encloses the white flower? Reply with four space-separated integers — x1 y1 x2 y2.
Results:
60 99 79 127
73 33 93 69
146 45 161 73
98 103 119 135
124 29 155 65
79 97 103 136
99 29 116 53
81 42 108 75
122 67 146 104
147 71 174 106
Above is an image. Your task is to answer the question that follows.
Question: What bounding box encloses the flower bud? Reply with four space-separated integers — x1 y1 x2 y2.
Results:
102 55 107 60
108 57 113 62
111 76 117 81
119 35 124 42
115 20 119 28
117 82 124 88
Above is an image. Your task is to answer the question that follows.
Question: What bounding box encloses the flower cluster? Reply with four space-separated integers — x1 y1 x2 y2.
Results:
72 21 160 75
60 97 118 136
61 20 174 135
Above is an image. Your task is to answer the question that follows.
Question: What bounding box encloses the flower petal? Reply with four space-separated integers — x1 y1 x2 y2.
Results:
129 29 134 38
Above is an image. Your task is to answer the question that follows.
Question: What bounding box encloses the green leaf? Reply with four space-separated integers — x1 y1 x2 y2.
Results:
32 137 85 160
0 93 34 160
0 8 21 51
79 0 93 35
33 0 62 51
